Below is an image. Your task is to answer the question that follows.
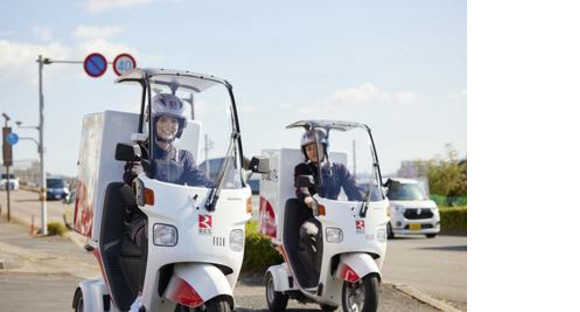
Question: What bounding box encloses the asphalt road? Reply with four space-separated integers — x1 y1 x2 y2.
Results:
383 235 467 310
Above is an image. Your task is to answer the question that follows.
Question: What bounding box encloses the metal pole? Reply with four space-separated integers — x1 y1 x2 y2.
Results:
3 118 10 222
37 55 47 235
205 134 210 179
190 93 194 120
352 140 356 178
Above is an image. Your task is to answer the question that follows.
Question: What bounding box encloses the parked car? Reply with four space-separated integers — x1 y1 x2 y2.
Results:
0 173 19 190
386 178 440 238
46 177 69 200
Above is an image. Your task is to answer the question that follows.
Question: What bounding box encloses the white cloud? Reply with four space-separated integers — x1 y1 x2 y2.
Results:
239 104 259 113
74 25 123 41
86 0 151 14
33 26 52 41
0 40 71 83
449 87 467 99
299 83 416 114
280 102 296 108
0 25 139 84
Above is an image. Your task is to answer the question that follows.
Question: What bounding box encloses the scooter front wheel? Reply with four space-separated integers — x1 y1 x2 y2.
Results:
175 296 231 312
342 275 379 312
265 271 288 312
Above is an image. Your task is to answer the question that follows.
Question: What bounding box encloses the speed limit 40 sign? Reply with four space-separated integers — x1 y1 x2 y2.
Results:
113 53 136 76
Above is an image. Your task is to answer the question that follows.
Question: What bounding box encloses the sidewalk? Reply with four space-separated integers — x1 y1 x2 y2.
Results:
0 217 99 280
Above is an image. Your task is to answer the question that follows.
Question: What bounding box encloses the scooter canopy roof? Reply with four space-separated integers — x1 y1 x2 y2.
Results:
115 68 230 93
286 120 369 132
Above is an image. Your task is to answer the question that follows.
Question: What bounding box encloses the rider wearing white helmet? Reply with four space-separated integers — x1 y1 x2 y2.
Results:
123 93 211 308
293 128 362 281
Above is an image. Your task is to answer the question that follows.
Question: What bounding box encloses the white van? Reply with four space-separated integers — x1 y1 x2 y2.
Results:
1 173 19 190
386 178 440 238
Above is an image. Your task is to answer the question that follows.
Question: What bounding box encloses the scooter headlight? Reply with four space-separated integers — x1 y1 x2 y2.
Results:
326 227 343 243
153 223 178 246
229 229 245 252
377 227 387 242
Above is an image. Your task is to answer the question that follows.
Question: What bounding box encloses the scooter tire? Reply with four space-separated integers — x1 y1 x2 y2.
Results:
72 288 83 312
265 272 288 312
205 296 232 312
342 275 379 312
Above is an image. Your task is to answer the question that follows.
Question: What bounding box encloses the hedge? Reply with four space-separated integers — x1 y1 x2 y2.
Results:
439 206 467 235
241 220 283 274
431 194 467 207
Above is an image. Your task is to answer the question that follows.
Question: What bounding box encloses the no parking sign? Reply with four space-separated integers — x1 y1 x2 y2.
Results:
83 53 108 78
113 53 136 76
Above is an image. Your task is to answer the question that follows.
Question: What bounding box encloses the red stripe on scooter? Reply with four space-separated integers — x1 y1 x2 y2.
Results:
169 277 204 308
341 264 361 283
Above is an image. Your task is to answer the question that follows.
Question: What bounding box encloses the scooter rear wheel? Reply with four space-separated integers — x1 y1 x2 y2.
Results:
265 271 288 312
342 275 379 312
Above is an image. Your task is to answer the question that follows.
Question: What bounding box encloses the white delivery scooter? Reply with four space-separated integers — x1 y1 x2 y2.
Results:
71 68 269 312
259 120 391 312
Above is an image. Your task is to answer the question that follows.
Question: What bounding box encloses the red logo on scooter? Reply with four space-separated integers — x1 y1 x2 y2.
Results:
355 220 365 233
199 215 212 234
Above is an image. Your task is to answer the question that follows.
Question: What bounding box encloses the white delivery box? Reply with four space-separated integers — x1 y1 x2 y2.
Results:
73 111 139 241
258 148 347 245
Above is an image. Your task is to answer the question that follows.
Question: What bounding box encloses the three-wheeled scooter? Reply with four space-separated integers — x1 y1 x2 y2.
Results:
259 120 391 312
71 68 268 312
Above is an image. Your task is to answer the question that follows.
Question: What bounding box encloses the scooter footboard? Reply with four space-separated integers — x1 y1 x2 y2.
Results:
163 263 234 308
336 253 381 283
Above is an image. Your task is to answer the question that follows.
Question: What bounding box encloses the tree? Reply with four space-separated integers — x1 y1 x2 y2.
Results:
423 144 467 197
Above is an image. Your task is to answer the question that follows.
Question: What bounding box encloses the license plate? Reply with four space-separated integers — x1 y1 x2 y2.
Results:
409 224 421 231
54 195 61 199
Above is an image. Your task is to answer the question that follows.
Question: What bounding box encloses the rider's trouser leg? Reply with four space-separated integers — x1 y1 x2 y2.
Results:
300 218 319 275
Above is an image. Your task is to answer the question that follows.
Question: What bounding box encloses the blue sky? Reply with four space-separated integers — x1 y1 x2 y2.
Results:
0 0 466 176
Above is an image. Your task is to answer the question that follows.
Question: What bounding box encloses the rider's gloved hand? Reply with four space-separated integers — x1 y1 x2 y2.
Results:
123 161 144 185
305 196 316 208
305 196 320 216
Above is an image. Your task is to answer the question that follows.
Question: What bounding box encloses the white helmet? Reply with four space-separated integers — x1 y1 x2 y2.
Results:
151 93 187 138
300 128 328 148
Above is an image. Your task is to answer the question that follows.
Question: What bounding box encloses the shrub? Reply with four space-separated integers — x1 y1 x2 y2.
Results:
47 221 68 236
242 220 283 274
439 206 467 235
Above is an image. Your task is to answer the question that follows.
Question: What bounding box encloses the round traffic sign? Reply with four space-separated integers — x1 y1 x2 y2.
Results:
113 53 136 76
83 53 108 78
6 133 18 146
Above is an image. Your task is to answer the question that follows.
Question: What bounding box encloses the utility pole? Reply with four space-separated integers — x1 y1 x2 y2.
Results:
2 113 11 222
37 55 48 235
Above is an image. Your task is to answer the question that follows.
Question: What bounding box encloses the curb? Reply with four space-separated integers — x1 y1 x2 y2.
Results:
392 283 462 312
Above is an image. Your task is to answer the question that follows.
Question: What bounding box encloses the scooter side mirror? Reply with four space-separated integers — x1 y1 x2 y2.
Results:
248 156 270 174
297 175 316 188
383 178 400 191
115 143 141 161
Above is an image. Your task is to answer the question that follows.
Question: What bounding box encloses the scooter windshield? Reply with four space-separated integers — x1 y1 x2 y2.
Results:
316 127 383 203
148 78 243 189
